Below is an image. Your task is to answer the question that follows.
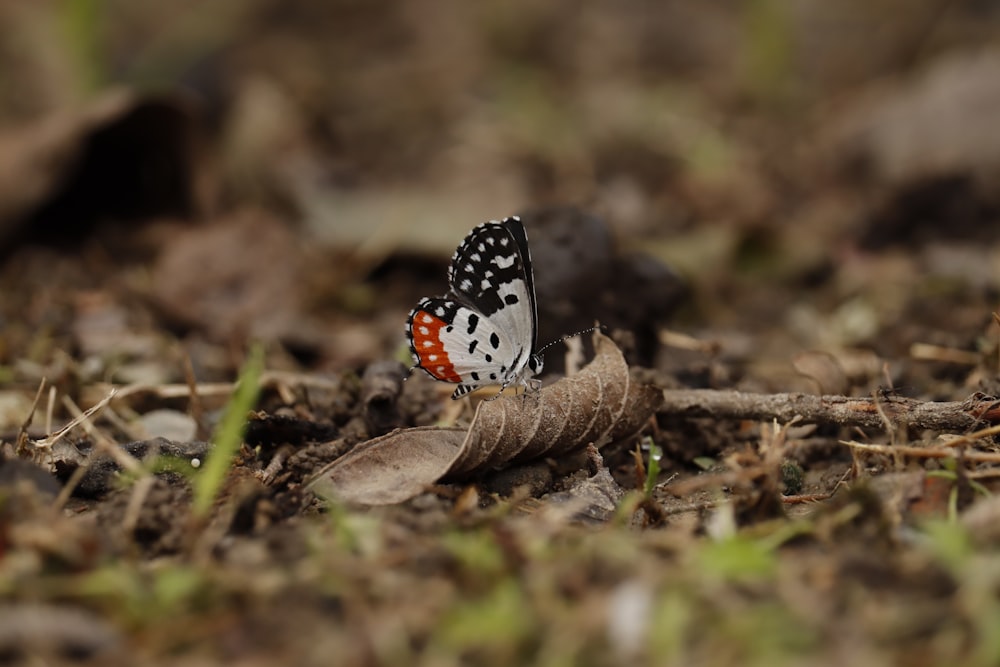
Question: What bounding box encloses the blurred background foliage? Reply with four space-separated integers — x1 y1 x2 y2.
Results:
4 0 995 244
2 0 999 367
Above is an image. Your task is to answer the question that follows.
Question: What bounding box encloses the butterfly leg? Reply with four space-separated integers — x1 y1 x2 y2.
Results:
485 374 523 402
484 386 507 402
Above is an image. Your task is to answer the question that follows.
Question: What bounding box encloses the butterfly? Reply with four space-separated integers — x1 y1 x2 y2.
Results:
406 216 543 399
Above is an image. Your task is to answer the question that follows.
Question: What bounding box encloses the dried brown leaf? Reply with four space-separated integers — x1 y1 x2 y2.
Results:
0 90 199 248
308 332 662 505
0 92 131 238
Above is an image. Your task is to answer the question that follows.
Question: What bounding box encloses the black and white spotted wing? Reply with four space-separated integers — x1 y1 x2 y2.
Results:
406 216 543 399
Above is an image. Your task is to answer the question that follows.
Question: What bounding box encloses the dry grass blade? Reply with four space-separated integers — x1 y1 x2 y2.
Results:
910 342 981 365
939 423 1000 448
79 370 342 410
60 394 144 475
44 389 149 510
14 378 47 456
32 389 118 452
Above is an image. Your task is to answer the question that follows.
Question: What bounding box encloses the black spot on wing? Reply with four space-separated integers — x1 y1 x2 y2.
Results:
468 339 478 354
489 332 500 349
467 313 479 334
407 297 461 328
448 219 530 317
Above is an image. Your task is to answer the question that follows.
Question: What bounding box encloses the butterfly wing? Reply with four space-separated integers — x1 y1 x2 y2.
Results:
446 217 538 367
406 296 523 398
406 216 541 400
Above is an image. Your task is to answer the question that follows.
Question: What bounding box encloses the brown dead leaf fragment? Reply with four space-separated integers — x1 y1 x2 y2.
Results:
308 332 662 505
0 90 200 251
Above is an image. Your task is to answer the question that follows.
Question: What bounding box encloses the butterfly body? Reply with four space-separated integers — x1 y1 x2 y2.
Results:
406 216 542 399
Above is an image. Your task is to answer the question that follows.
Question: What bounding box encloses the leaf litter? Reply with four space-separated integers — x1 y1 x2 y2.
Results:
308 332 662 505
4 220 1000 666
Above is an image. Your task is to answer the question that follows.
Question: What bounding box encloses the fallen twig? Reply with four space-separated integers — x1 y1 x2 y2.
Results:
782 492 835 504
663 465 772 498
260 447 290 486
660 499 718 516
842 440 1000 463
659 390 1000 432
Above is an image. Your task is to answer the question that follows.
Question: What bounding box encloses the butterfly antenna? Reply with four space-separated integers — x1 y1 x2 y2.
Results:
535 323 606 355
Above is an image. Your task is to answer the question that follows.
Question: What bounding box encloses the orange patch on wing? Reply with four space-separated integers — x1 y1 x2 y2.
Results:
411 310 462 383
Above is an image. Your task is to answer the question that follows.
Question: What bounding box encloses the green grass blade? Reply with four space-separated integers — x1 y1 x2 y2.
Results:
192 344 264 517
643 437 662 499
